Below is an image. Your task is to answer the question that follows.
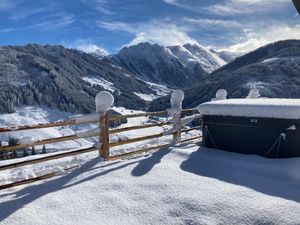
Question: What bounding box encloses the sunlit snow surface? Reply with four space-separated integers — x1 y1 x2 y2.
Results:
198 98 300 119
82 77 116 92
1 143 300 224
0 106 94 151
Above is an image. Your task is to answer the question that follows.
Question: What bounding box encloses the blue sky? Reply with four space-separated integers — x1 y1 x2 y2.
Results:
0 0 299 54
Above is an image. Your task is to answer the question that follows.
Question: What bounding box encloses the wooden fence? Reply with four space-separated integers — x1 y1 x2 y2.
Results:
0 108 202 189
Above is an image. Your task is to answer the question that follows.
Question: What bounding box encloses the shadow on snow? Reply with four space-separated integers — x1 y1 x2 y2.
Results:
180 147 300 203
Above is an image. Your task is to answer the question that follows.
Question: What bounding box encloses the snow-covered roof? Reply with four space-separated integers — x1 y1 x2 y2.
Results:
197 98 300 119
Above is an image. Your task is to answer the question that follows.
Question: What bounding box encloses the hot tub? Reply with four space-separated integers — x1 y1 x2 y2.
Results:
197 99 300 158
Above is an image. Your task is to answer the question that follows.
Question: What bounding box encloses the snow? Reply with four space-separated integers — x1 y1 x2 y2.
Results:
168 43 226 73
110 107 173 154
198 98 300 119
168 90 184 114
245 81 268 89
82 77 116 92
211 89 227 101
1 143 300 224
246 88 260 99
133 92 156 102
262 57 280 63
181 114 201 126
163 90 185 143
144 81 171 96
0 107 94 151
133 81 172 101
71 112 101 124
0 149 94 186
260 57 300 64
95 91 114 113
75 128 101 138
18 136 39 145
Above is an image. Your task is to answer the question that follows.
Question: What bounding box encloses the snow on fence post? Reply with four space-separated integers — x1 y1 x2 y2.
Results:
95 91 114 160
169 90 184 144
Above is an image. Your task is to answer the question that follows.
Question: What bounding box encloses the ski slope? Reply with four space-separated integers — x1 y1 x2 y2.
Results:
1 143 300 225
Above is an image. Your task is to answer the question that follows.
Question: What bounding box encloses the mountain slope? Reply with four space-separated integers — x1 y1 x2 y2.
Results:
0 44 160 113
149 39 300 110
111 42 226 88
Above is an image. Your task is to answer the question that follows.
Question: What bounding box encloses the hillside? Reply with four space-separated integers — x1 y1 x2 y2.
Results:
1 143 300 224
0 44 157 113
149 39 300 111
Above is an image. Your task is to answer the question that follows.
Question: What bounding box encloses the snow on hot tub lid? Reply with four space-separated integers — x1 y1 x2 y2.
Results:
197 98 300 119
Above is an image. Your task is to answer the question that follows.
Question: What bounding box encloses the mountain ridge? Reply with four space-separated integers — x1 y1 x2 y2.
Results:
0 41 233 114
0 44 155 113
111 42 229 88
149 39 300 111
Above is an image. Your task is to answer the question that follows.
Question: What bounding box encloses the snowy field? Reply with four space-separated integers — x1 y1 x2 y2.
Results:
1 142 300 225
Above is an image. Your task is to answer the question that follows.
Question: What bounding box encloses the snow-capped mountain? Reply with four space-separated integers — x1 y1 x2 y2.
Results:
0 42 237 115
75 45 109 59
111 42 227 88
149 39 300 111
170 43 226 72
89 48 109 59
209 49 239 63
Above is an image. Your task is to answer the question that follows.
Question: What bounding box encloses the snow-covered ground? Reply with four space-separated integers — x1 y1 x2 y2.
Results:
110 106 200 156
0 107 94 151
81 77 116 92
1 143 300 225
133 92 157 102
143 81 171 96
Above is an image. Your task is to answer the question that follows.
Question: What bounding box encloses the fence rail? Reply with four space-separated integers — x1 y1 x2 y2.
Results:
0 107 201 163
0 107 202 189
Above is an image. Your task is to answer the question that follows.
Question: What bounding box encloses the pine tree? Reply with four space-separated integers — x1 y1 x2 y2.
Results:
31 146 36 155
42 145 47 154
23 149 28 157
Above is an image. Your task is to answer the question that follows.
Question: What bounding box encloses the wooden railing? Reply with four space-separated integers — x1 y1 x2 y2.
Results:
0 108 202 189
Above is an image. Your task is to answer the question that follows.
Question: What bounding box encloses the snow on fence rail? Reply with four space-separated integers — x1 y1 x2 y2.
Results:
0 91 202 189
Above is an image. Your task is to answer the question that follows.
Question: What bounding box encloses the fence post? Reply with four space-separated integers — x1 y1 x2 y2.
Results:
173 113 182 143
100 112 110 160
170 90 184 144
95 91 114 161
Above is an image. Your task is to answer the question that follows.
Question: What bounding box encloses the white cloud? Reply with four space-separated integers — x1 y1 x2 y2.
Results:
10 7 47 21
221 24 300 54
81 0 114 15
205 0 290 15
161 0 197 11
76 43 108 55
97 21 134 32
163 0 177 4
29 13 74 30
69 39 109 55
182 17 242 28
98 20 196 47
230 0 287 5
0 28 14 33
0 0 16 10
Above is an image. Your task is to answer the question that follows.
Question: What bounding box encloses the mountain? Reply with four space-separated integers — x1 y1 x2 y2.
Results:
74 45 109 59
111 42 227 88
89 48 109 59
149 39 300 111
0 42 234 114
0 44 160 113
209 49 238 62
